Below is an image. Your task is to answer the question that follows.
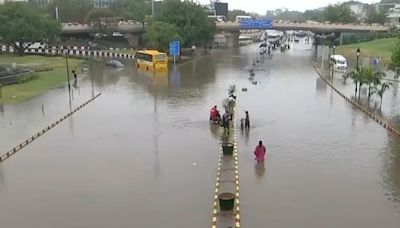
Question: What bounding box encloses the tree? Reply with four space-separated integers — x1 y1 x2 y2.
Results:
323 4 358 23
228 9 250 22
47 0 93 23
390 38 400 78
156 0 216 47
85 8 114 35
303 9 324 22
144 21 181 51
371 82 392 109
0 2 61 55
361 66 386 98
347 67 363 95
365 6 387 24
109 0 150 24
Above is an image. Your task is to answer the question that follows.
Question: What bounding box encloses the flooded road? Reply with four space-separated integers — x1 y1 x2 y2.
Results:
0 40 400 227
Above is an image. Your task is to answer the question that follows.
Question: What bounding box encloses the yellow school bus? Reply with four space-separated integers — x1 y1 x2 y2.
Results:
135 50 168 71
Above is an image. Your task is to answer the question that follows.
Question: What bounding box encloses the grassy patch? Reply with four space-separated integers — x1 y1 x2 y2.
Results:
336 38 397 65
0 55 84 104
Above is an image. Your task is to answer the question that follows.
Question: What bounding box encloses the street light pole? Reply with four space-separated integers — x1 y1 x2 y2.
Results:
331 45 336 78
64 53 71 91
356 48 360 71
152 0 155 18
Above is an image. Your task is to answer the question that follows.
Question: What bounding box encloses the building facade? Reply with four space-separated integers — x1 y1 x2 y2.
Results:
93 0 115 8
387 5 400 27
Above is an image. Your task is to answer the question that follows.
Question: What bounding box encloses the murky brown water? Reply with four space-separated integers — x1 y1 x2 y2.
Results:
0 40 399 227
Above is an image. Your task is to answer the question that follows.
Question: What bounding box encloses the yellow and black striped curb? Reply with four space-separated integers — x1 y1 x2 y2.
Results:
0 93 102 163
211 108 241 228
312 64 400 136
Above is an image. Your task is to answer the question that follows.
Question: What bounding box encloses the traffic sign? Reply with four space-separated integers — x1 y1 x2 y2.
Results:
169 40 180 56
239 19 273 29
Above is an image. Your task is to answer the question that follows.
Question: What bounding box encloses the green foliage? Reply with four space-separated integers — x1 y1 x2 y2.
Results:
144 21 182 51
155 0 216 47
16 72 38 84
324 4 358 23
0 2 61 55
371 82 392 108
109 0 150 23
85 8 114 34
390 38 400 78
303 9 324 22
365 6 387 24
47 0 93 23
228 10 250 21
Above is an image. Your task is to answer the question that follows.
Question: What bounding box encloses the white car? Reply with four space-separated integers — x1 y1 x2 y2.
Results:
329 55 347 71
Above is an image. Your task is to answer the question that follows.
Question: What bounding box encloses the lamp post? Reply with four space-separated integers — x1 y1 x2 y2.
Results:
356 48 360 71
152 0 155 18
64 51 71 91
331 45 336 78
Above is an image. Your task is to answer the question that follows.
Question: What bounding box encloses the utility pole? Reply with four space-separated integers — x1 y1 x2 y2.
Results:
152 0 155 18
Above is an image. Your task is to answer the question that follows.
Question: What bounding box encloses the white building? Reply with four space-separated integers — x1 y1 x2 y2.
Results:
387 5 400 27
343 1 368 21
94 0 115 8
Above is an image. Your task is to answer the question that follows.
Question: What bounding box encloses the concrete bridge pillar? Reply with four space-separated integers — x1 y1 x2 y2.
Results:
124 33 141 47
225 32 240 48
339 33 344 46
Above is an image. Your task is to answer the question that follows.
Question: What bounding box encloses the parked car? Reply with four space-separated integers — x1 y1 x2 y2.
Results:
329 55 347 71
106 60 125 68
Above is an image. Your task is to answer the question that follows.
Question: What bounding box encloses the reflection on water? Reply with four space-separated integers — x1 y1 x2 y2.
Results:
383 135 400 206
254 162 266 179
316 78 327 92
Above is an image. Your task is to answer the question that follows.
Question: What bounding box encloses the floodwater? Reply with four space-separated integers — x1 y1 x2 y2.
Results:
0 40 399 228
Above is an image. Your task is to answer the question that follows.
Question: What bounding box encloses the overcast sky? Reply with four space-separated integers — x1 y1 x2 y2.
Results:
198 0 378 14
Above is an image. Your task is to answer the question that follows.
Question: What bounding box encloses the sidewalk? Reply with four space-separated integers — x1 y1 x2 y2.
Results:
312 62 400 133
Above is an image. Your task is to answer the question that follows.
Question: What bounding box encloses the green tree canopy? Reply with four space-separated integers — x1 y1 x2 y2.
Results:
85 8 114 34
323 4 358 23
0 2 61 55
109 0 150 23
144 21 182 51
155 0 216 47
228 9 250 21
365 6 387 24
47 0 93 23
389 38 400 78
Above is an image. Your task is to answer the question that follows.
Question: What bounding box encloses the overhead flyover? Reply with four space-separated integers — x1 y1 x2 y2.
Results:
216 22 390 33
61 21 390 35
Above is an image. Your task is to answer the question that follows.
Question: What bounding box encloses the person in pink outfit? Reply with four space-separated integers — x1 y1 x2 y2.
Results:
254 140 266 163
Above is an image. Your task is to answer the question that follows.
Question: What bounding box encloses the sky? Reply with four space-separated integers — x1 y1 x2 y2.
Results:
198 0 378 14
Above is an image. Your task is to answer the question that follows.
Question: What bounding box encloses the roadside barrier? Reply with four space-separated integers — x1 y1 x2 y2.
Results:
312 64 400 137
0 93 102 163
0 45 134 60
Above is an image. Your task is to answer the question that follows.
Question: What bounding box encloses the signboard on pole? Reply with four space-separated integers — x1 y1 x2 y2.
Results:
169 40 180 65
239 19 273 29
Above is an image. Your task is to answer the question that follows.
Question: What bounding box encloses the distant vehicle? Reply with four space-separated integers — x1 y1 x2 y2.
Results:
94 33 107 38
106 60 125 68
329 55 347 71
208 15 226 22
135 50 168 71
259 42 267 54
112 32 124 37
236 15 252 22
266 30 282 42
238 35 253 45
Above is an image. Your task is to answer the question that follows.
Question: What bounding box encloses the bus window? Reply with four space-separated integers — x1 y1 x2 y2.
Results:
155 54 166 62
